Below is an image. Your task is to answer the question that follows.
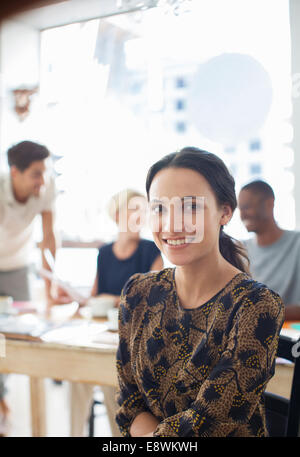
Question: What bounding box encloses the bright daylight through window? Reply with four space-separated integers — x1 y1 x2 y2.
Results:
38 0 293 245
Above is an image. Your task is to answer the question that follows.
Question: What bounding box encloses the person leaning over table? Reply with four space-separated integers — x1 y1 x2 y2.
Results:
115 147 284 438
70 189 163 437
0 140 72 436
238 180 300 321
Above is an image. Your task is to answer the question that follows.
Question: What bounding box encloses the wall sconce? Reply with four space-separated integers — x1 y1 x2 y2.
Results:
12 87 38 121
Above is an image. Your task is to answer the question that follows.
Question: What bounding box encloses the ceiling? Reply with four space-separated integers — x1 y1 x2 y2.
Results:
10 0 153 30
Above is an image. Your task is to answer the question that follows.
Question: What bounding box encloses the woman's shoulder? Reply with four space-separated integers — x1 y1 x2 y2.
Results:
98 242 113 254
119 268 173 327
139 238 160 251
121 267 173 298
230 273 284 313
140 238 155 246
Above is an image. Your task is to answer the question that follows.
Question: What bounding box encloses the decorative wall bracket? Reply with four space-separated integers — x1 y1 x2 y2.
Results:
12 87 38 121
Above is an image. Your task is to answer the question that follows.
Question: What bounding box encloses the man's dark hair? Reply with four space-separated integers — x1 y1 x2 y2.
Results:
241 180 275 200
7 140 50 171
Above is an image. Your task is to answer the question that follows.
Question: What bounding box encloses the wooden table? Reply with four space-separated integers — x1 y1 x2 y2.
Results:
266 362 293 398
0 328 118 437
0 316 298 437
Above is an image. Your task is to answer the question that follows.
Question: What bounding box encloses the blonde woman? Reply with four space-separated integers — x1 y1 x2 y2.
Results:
91 189 163 302
71 189 163 437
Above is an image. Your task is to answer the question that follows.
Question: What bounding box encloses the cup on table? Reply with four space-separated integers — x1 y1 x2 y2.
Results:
87 296 115 318
0 296 13 314
107 308 119 331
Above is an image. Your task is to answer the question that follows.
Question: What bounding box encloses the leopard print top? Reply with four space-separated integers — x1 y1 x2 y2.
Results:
116 268 284 437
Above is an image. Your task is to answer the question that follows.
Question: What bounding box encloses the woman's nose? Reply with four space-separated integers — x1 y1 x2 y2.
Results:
162 204 183 233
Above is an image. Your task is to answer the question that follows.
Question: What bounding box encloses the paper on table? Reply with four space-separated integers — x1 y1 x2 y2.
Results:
41 319 108 343
39 267 87 303
276 357 293 366
91 331 119 346
0 313 56 341
41 319 119 348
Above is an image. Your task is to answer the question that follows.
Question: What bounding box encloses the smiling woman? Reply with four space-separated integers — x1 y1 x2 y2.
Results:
146 147 249 273
115 147 285 437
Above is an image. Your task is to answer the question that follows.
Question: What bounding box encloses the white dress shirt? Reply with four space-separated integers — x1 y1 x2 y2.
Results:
0 173 56 271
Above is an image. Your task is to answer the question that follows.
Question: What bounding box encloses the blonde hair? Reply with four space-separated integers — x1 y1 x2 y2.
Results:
107 188 145 222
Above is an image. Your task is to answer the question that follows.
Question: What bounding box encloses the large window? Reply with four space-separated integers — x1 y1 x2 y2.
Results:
39 0 293 243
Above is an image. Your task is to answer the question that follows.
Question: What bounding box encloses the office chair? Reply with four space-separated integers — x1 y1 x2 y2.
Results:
264 334 300 437
88 388 106 437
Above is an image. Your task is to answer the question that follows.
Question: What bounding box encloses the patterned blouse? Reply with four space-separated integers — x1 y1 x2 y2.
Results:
116 268 284 437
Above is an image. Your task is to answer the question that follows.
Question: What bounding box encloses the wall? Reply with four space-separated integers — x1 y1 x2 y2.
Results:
290 0 300 229
1 2 299 232
0 19 40 171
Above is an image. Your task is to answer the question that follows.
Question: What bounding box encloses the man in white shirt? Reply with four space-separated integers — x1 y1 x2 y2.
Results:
0 140 68 435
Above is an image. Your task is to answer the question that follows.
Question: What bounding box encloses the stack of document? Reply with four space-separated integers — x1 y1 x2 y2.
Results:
0 314 56 341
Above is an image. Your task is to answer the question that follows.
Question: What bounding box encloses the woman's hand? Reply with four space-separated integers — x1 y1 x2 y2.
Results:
140 431 154 437
46 286 73 306
130 412 159 437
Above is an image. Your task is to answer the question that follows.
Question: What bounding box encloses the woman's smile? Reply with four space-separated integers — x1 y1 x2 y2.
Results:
162 236 196 249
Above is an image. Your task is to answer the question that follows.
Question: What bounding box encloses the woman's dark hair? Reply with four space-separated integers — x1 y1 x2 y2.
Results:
146 146 250 274
7 140 50 171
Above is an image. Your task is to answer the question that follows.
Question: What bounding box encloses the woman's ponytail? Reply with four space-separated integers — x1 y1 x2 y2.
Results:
219 226 250 274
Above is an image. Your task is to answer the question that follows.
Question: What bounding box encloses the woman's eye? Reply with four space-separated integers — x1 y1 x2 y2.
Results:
184 202 201 211
151 204 165 214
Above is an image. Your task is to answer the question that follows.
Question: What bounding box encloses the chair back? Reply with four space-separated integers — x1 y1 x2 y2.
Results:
264 335 300 437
